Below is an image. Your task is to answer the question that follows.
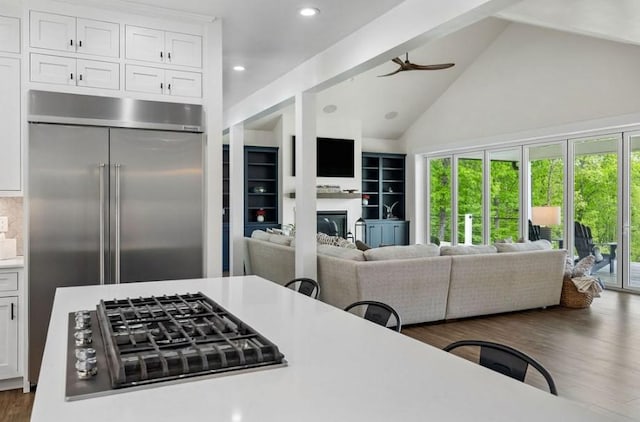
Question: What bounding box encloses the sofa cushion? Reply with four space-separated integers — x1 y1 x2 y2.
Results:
268 234 292 246
494 239 552 252
440 245 497 256
317 244 365 261
363 244 440 261
251 230 271 241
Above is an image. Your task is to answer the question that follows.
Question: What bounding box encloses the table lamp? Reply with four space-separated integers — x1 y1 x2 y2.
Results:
531 206 561 241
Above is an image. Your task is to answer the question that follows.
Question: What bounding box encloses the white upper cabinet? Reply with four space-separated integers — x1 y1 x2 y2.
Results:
165 32 201 68
126 26 164 64
30 53 76 86
0 16 20 54
76 18 119 58
0 58 21 192
76 59 119 90
30 11 76 52
125 64 163 94
126 25 202 68
165 69 201 97
30 11 119 58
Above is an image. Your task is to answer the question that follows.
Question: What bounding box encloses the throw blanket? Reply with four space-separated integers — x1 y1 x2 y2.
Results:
571 276 603 298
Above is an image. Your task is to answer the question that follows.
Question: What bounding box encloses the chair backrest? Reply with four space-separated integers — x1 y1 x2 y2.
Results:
575 221 595 259
443 340 557 395
284 278 320 299
344 300 402 332
528 219 541 241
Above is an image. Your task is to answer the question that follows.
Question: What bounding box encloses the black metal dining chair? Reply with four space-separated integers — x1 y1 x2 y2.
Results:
284 278 320 299
344 300 402 332
443 340 558 395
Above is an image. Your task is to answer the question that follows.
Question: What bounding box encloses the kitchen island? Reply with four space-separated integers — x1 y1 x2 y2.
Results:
32 276 616 421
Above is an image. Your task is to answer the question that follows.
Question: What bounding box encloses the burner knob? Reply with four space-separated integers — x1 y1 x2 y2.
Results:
74 329 93 346
75 357 98 379
75 347 96 360
75 313 91 329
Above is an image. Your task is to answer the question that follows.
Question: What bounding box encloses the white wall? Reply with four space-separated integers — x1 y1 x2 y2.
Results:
362 137 405 154
403 22 640 153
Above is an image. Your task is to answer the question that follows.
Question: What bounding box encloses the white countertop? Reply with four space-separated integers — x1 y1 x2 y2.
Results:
0 256 24 269
32 276 618 421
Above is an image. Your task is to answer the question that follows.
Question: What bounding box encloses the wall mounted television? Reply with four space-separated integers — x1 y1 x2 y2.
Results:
292 136 355 177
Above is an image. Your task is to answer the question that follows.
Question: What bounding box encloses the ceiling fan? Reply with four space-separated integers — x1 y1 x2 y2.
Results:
378 53 455 77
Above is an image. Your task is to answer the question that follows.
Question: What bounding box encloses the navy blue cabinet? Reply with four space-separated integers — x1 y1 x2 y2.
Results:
364 220 409 247
245 146 279 236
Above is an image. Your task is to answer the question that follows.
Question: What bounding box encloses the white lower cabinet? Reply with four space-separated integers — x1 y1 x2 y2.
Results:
126 64 201 98
0 296 18 379
31 53 119 90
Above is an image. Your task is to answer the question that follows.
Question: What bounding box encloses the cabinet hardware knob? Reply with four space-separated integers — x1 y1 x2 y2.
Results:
168 83 171 90
160 82 163 90
10 303 15 320
70 39 73 46
160 51 163 59
168 52 171 60
79 74 83 81
70 73 74 80
78 40 82 47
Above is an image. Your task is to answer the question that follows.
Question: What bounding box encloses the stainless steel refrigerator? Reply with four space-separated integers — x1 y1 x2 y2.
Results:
28 91 204 383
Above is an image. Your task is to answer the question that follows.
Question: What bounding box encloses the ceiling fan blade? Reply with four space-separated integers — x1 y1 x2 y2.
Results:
406 63 455 71
377 67 403 77
391 57 405 66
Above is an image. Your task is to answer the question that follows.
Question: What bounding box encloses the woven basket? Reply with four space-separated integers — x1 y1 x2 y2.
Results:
560 276 594 308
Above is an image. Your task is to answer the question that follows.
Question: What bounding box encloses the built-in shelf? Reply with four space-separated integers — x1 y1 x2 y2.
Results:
287 192 361 199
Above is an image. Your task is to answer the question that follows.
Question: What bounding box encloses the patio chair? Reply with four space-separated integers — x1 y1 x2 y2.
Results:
528 220 541 241
574 221 610 274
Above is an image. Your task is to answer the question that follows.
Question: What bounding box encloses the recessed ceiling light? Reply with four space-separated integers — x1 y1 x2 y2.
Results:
385 111 399 120
233 65 245 72
299 7 320 17
322 104 337 114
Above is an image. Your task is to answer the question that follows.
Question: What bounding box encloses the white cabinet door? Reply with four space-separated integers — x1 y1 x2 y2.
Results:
0 297 18 379
165 69 202 98
125 64 163 94
126 26 164 63
30 11 75 53
30 53 76 85
77 59 119 90
0 58 20 192
76 18 119 58
165 32 201 68
0 16 20 53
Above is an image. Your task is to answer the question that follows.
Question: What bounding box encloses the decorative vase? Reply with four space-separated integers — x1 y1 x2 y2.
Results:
362 199 368 206
257 215 265 223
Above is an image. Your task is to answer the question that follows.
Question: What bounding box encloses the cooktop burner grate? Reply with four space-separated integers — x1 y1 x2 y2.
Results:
96 292 285 388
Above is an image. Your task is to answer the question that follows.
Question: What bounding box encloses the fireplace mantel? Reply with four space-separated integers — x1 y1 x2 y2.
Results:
287 192 360 199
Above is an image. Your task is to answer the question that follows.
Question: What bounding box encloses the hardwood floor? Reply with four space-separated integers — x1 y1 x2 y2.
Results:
403 290 640 420
2 290 640 420
0 388 33 422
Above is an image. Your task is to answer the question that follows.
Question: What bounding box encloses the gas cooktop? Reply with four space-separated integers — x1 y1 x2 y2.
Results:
66 292 286 401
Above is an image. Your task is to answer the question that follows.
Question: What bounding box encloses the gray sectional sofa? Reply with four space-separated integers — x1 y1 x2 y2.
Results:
244 233 566 325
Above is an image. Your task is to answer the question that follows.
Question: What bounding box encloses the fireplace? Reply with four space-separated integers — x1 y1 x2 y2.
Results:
317 211 348 238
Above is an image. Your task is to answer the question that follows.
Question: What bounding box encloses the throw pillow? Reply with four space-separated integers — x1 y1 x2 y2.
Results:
268 234 292 246
495 237 514 244
563 254 574 279
573 255 595 277
494 239 552 252
317 232 356 249
440 245 497 256
251 230 271 241
355 240 371 251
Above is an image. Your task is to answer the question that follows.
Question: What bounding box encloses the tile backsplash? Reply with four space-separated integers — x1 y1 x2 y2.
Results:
0 197 23 256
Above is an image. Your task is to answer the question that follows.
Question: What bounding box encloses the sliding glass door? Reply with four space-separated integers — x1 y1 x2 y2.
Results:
572 135 621 288
489 149 521 243
456 153 484 245
625 133 640 290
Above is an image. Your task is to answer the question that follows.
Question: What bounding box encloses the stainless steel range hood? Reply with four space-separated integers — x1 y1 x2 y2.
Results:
28 90 204 132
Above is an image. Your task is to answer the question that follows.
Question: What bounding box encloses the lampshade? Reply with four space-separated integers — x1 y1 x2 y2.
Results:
531 206 561 226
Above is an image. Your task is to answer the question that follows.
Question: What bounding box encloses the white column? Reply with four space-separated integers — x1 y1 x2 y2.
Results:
412 154 426 244
229 124 245 275
294 92 317 279
203 19 223 277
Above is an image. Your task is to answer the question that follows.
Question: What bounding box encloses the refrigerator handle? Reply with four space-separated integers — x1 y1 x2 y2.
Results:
115 163 121 284
99 163 106 285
